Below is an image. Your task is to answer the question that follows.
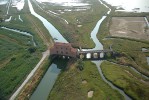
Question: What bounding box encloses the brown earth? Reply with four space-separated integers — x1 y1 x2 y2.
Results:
110 17 149 40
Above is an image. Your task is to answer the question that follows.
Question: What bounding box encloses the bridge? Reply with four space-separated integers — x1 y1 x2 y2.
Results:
50 42 114 60
78 50 113 60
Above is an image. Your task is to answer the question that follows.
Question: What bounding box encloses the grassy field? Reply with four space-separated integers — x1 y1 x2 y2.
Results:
17 56 52 99
97 7 149 75
1 0 52 49
101 61 149 100
0 0 53 99
0 29 41 99
49 61 124 100
31 0 108 48
96 3 149 99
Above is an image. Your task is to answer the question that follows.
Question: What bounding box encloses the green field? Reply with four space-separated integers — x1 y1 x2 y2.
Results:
49 61 124 100
0 0 52 99
0 29 41 99
101 61 149 100
1 0 149 99
96 3 149 100
97 11 149 76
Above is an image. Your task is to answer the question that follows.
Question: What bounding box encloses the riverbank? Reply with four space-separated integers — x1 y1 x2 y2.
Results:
101 61 149 100
0 0 53 99
97 1 149 99
0 28 41 100
16 51 51 99
49 61 124 100
30 0 109 48
97 11 149 76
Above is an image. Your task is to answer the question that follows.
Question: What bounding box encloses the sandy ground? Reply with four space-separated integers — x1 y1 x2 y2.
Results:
9 50 49 100
110 17 149 40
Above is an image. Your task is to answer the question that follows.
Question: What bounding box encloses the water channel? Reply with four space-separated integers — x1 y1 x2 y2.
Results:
28 0 132 99
1 26 36 46
30 64 61 100
103 0 149 12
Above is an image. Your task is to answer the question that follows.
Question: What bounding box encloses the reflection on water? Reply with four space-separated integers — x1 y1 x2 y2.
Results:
5 16 12 22
147 57 149 65
0 0 8 5
142 48 149 65
30 64 61 100
103 0 149 12
36 0 90 7
12 0 25 11
28 0 68 43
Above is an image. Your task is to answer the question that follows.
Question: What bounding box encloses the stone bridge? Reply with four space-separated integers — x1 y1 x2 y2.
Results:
78 50 113 60
50 42 113 60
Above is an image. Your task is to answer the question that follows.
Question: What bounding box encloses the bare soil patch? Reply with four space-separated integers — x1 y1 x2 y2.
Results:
88 91 94 98
82 80 87 84
110 17 149 40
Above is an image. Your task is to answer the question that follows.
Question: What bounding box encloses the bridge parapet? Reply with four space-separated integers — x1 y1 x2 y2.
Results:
77 50 113 60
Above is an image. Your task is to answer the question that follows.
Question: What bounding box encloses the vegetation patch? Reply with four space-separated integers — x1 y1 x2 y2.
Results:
0 0 53 99
49 61 124 100
101 61 149 100
0 29 41 100
17 57 52 99
31 0 108 48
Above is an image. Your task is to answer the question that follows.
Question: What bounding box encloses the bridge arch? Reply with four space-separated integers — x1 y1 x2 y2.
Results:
86 53 91 59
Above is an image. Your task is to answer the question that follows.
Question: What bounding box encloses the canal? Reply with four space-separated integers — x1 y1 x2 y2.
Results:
27 0 138 99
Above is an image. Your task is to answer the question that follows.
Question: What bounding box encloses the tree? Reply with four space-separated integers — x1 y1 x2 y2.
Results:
28 47 36 53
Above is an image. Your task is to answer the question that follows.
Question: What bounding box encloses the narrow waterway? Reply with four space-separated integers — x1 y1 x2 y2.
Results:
28 0 68 43
93 61 131 100
5 16 12 22
144 17 149 27
1 26 36 46
30 64 61 100
28 0 65 99
18 15 23 22
28 0 131 99
147 57 149 65
6 0 11 14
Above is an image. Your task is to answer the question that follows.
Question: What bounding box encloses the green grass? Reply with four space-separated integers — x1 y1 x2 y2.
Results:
101 61 149 100
97 10 149 76
98 27 149 76
1 13 47 51
49 61 124 100
0 29 41 100
0 0 53 99
1 0 52 51
95 3 149 100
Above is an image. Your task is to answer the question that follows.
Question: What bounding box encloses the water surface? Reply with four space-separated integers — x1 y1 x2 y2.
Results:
103 0 149 12
36 0 90 7
28 0 68 43
147 57 149 65
0 0 8 5
30 64 61 100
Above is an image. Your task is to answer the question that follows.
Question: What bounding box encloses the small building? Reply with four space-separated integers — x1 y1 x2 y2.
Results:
50 42 77 58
